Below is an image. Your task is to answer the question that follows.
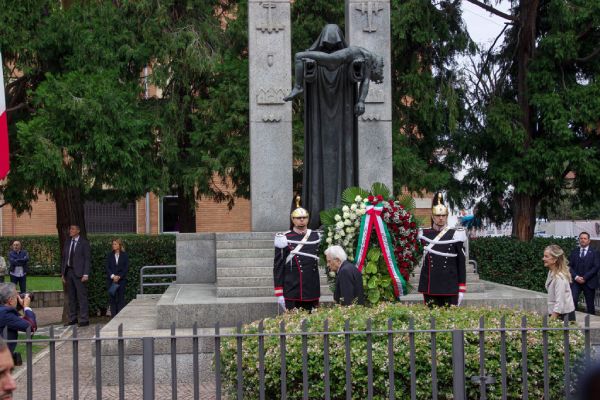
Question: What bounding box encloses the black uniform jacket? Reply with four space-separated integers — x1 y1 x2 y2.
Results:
273 230 321 302
334 261 365 306
418 228 466 296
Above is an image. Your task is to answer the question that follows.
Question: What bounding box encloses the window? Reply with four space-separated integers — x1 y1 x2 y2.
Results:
84 201 136 233
161 195 179 233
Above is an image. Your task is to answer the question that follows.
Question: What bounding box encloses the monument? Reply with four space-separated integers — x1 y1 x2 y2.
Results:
284 24 385 228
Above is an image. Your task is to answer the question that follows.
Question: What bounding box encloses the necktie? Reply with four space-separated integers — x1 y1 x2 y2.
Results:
581 248 586 258
68 240 76 267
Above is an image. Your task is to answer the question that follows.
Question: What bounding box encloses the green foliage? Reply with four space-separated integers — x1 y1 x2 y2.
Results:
221 304 584 399
0 234 175 313
447 0 600 239
362 248 396 305
341 187 370 206
390 0 473 196
470 237 578 292
370 182 391 200
1 1 160 215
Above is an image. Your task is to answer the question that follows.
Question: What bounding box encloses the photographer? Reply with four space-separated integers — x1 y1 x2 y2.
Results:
0 283 36 360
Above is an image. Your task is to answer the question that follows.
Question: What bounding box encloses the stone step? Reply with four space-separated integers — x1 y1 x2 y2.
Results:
217 257 273 268
406 281 486 294
215 232 277 241
216 248 273 258
217 266 273 277
412 264 476 274
216 239 274 249
410 272 480 283
217 275 329 288
217 285 333 298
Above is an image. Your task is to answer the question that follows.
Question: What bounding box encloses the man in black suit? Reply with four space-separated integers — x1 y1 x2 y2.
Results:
569 231 600 316
325 246 365 306
61 225 91 327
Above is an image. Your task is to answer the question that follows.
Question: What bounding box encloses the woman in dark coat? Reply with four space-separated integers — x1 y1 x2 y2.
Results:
106 239 129 317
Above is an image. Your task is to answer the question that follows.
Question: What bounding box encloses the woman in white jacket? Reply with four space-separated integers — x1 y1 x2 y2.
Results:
543 244 575 320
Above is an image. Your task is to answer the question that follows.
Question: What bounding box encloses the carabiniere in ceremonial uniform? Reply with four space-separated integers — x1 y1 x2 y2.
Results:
418 193 467 307
273 198 322 312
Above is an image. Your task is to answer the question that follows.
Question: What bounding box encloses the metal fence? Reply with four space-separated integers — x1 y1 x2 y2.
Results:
9 316 599 400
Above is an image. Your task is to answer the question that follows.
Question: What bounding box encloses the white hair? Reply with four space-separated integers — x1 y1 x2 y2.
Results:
324 245 347 262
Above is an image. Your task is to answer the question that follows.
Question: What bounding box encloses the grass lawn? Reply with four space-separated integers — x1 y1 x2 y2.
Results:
14 333 50 359
2 276 62 291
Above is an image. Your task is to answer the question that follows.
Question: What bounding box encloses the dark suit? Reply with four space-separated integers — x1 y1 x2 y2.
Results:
61 236 91 324
106 251 128 316
334 261 365 306
569 246 600 315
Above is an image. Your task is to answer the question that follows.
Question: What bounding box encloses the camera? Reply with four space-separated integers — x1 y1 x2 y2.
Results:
16 293 34 311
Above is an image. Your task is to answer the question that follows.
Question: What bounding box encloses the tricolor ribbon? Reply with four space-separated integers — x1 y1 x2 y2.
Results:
354 202 406 298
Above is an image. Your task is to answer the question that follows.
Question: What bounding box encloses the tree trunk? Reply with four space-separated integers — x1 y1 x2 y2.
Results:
177 186 197 233
54 186 87 323
511 0 540 242
511 193 538 241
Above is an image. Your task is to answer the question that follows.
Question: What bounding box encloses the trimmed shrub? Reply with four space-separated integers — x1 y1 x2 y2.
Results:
470 237 578 293
0 234 176 314
220 304 584 399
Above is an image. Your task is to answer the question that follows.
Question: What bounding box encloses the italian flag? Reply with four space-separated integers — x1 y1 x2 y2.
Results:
0 51 8 179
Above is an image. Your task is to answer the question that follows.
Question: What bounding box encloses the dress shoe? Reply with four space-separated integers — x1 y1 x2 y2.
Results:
64 321 77 326
78 321 90 327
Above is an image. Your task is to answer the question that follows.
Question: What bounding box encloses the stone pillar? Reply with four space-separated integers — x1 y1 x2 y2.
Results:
249 0 293 231
345 0 393 189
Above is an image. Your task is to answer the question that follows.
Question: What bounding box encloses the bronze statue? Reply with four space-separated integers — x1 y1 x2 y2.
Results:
284 24 383 228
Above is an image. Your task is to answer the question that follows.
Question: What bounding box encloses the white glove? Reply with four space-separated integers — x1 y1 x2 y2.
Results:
277 296 286 311
457 292 464 306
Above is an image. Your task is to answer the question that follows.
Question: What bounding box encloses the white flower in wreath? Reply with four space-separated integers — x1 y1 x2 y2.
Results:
334 214 342 222
326 237 332 244
350 204 357 211
342 205 350 212
343 212 350 219
355 195 362 202
334 234 341 240
349 213 356 220
360 203 366 210
339 230 345 237
336 221 344 229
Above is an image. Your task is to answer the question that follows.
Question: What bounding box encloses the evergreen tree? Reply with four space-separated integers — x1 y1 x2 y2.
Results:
0 1 159 247
451 0 600 240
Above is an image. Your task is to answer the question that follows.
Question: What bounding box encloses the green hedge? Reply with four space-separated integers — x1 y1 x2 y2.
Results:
221 304 584 399
0 234 176 314
469 237 578 293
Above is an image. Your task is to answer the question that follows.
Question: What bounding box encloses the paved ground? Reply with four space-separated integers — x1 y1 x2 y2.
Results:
12 307 222 400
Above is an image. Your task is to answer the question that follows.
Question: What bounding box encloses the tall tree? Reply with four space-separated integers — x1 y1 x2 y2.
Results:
390 0 473 197
0 1 159 246
451 0 600 240
141 0 250 232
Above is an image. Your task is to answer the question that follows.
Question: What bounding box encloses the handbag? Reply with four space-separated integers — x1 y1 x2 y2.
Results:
108 282 120 297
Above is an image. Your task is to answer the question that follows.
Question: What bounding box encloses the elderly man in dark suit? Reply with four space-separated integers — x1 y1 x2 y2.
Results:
325 245 365 306
61 225 91 327
569 231 600 316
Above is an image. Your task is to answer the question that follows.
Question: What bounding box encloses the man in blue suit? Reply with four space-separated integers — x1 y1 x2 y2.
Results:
569 232 600 316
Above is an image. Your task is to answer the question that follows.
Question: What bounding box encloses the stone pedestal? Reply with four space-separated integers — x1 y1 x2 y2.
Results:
345 0 393 189
249 0 293 231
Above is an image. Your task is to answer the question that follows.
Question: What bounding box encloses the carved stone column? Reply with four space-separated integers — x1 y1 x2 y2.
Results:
345 0 393 189
249 0 293 231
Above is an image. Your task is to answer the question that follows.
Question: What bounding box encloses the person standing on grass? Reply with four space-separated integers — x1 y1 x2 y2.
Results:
7 242 28 294
543 244 575 321
61 225 91 327
106 239 129 317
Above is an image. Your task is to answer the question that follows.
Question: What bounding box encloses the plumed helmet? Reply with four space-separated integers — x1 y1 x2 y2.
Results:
431 192 449 216
290 195 309 219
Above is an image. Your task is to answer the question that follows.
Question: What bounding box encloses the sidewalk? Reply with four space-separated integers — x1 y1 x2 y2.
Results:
13 308 220 400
